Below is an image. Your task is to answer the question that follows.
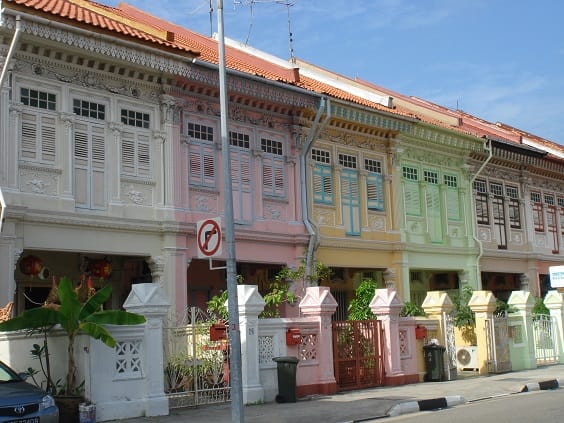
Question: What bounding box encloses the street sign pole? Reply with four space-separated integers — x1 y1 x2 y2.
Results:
217 2 244 422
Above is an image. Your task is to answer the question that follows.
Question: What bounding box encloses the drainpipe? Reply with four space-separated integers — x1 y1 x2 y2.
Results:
301 97 330 286
0 14 21 91
469 138 493 288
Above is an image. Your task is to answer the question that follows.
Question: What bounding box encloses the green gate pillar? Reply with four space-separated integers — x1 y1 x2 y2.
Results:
507 290 537 370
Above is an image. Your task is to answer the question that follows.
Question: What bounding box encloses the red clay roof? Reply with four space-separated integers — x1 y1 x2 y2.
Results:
4 0 199 55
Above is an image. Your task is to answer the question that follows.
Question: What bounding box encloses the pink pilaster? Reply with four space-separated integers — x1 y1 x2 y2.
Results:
299 286 338 396
370 288 405 385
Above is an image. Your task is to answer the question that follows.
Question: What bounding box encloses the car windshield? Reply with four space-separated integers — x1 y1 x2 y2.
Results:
0 361 21 383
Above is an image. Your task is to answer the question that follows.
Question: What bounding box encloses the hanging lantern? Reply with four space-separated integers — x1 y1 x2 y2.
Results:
19 255 43 277
90 258 112 279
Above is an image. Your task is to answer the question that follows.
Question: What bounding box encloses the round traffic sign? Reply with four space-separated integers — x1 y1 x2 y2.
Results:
197 218 222 257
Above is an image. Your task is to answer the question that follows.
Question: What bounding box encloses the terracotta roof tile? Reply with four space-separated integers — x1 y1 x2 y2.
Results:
4 0 199 55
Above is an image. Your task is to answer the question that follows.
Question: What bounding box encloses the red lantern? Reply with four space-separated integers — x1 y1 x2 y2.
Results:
90 258 112 279
19 255 43 276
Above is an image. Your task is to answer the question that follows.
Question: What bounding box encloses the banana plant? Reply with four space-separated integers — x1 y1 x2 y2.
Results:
0 276 146 396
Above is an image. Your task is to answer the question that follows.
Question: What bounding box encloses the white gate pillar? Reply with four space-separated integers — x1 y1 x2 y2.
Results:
544 290 564 364
236 285 265 404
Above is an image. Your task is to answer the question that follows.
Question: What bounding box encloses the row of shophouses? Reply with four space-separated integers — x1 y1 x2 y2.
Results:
1 0 564 321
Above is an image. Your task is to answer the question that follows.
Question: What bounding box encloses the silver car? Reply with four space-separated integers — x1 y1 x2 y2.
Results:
0 360 58 423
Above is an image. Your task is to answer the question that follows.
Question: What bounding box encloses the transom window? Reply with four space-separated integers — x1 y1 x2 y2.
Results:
506 186 519 199
188 122 214 141
558 198 564 208
444 174 457 188
261 138 283 155
545 194 555 206
73 99 105 120
21 88 56 110
473 180 487 193
531 192 541 203
338 153 357 169
364 158 381 173
229 131 250 148
490 183 503 197
402 166 418 181
121 109 150 129
424 170 438 184
311 148 330 163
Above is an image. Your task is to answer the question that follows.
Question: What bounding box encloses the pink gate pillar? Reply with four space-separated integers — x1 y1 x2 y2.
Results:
299 286 338 396
370 288 406 385
236 285 266 404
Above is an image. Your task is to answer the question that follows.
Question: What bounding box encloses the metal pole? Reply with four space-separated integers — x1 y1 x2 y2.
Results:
217 2 244 422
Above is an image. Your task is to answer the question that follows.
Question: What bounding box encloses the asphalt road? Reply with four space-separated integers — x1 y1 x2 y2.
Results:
383 389 564 423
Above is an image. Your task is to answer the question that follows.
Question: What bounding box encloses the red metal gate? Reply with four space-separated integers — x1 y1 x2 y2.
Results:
332 320 385 391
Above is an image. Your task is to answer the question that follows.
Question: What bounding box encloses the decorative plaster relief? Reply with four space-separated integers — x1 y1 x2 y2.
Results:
449 226 460 238
121 183 153 206
263 201 285 220
535 234 547 248
314 209 335 226
478 228 491 242
368 215 386 231
189 192 218 214
510 231 523 245
409 220 422 234
19 169 58 195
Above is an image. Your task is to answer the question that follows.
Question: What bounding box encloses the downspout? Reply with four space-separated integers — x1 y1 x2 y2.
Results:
469 138 493 287
0 14 21 91
301 97 330 286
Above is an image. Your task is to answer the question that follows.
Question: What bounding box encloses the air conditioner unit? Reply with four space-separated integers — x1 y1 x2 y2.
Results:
456 346 479 371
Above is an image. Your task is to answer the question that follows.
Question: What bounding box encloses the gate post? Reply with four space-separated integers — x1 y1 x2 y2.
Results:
370 288 404 385
421 291 453 346
507 290 536 370
237 285 266 404
299 286 338 395
123 283 171 418
468 290 496 375
544 290 564 364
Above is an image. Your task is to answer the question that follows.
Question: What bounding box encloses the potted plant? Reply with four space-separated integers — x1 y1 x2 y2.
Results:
0 276 146 422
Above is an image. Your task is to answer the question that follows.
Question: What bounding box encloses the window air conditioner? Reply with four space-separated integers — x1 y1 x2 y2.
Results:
455 346 479 371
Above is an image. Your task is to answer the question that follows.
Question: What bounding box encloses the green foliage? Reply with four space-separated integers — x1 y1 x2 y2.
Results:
533 297 549 315
495 299 516 315
347 279 377 320
453 285 475 328
0 277 146 396
401 301 426 317
207 290 228 322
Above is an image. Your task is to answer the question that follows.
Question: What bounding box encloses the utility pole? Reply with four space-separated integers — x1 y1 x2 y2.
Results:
217 1 244 422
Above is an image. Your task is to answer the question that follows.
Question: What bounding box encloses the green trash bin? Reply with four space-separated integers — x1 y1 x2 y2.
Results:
423 343 446 382
272 356 299 403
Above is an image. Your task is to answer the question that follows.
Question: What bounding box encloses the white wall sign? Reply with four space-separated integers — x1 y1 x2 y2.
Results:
549 265 564 288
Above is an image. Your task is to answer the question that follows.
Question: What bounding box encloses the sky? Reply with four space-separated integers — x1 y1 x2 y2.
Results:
104 0 564 145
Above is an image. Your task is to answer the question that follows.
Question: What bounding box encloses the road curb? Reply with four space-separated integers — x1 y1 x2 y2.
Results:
387 395 466 417
519 378 564 392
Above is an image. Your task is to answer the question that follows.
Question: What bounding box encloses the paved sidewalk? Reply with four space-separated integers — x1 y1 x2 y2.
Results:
107 364 564 422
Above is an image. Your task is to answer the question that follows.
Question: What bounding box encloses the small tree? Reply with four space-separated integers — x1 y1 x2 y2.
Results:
0 277 146 396
347 278 377 320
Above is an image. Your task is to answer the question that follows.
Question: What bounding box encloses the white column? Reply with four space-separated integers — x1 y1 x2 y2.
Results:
236 285 265 404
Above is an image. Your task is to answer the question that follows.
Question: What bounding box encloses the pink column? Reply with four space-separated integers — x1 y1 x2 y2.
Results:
299 286 338 396
370 288 406 385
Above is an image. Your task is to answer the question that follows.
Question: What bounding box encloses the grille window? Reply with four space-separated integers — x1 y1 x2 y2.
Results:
21 88 56 110
73 99 105 120
338 153 357 169
229 131 250 149
311 148 330 163
188 122 214 142
121 109 150 129
402 166 418 181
